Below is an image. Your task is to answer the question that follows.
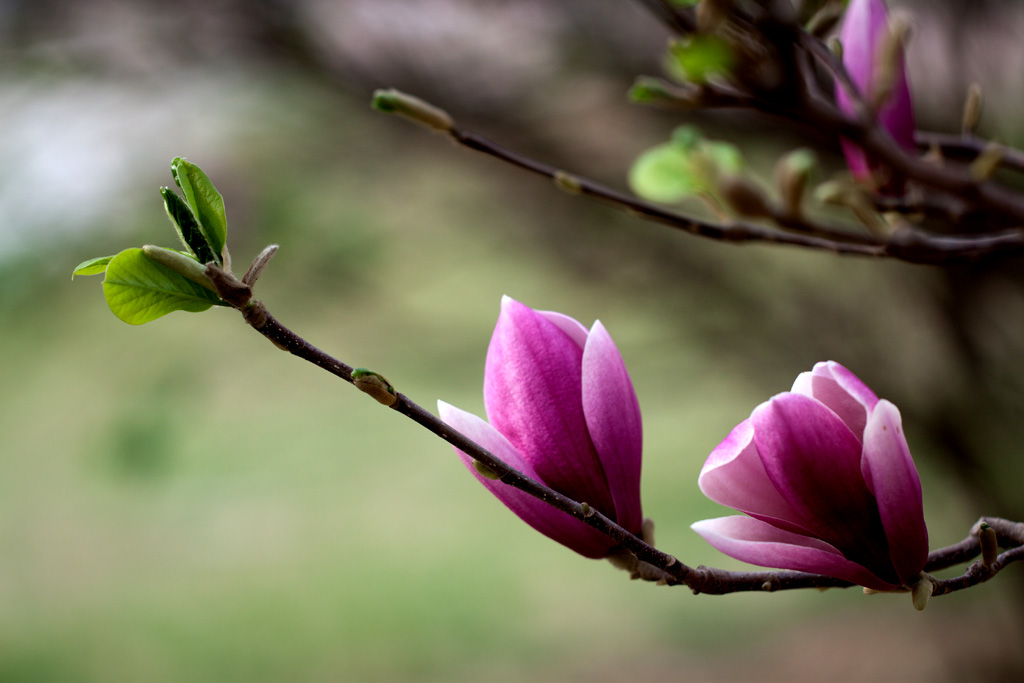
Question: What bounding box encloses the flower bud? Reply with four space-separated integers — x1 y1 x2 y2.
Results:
835 0 916 183
371 89 454 134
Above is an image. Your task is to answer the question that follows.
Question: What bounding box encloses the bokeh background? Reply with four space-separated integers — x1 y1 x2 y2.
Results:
2 1 1024 680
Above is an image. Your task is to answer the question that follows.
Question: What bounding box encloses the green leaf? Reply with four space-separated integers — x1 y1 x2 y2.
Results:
102 247 224 325
629 142 702 203
170 157 227 264
667 36 733 84
161 187 217 264
629 126 746 203
72 255 114 279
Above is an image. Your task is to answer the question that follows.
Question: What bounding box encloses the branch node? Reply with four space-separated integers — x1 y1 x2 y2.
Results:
351 368 399 407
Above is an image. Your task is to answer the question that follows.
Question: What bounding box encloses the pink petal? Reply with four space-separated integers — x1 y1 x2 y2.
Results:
861 399 929 584
438 401 615 558
752 393 894 582
791 361 879 439
691 516 897 590
836 0 916 177
537 308 589 350
697 417 812 536
581 320 643 534
483 297 614 515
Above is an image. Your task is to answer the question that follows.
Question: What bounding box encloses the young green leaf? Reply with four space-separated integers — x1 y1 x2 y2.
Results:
667 36 733 84
161 187 218 264
629 127 745 203
170 157 227 264
102 247 225 325
72 255 114 279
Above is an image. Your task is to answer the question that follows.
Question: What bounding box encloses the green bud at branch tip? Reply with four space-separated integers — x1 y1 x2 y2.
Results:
141 245 217 293
351 368 398 407
472 459 502 480
911 574 934 611
980 523 999 568
962 83 983 135
371 89 454 133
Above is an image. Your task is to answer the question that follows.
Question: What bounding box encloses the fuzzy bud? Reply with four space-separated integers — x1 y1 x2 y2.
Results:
352 368 398 406
719 175 770 218
962 83 984 135
371 89 454 133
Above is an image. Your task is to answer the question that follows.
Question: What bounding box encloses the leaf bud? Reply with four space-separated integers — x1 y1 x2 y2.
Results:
351 368 398 406
979 522 998 568
774 148 818 217
969 142 1004 181
910 574 933 611
962 83 983 135
718 175 771 218
870 11 912 115
371 89 454 133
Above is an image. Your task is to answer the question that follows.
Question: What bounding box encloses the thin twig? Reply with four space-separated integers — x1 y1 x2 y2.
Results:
204 261 1024 599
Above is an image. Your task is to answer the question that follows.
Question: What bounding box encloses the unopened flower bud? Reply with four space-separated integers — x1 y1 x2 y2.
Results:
719 175 770 218
352 368 398 406
969 143 1004 181
962 83 983 135
774 149 817 217
870 12 912 115
911 574 933 611
979 522 998 568
371 89 454 133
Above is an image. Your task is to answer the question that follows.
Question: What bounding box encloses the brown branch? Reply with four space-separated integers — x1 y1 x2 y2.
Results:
203 258 1024 601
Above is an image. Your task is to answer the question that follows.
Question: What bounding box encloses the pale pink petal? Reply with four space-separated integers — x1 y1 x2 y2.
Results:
438 401 615 558
581 320 643 534
861 399 929 584
483 297 614 515
792 362 879 439
536 307 589 350
753 393 896 583
698 417 811 536
691 516 897 590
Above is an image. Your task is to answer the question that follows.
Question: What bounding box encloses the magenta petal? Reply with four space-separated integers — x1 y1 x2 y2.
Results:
697 418 811 535
537 308 589 350
861 399 929 584
792 362 879 439
753 394 892 577
581 321 643 534
483 297 614 514
836 0 916 176
691 517 895 590
438 401 615 558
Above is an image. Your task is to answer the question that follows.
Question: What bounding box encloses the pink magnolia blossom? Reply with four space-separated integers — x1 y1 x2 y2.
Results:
692 361 928 591
438 296 643 558
836 0 916 180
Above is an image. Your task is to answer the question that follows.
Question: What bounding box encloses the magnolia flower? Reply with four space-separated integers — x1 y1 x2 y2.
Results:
438 296 643 558
836 0 916 180
692 361 928 591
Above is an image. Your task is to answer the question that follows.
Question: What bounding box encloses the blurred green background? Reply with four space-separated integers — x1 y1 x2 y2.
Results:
2 1 1024 681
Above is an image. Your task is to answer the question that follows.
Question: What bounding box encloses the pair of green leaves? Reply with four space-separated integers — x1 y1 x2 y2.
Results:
73 157 231 325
